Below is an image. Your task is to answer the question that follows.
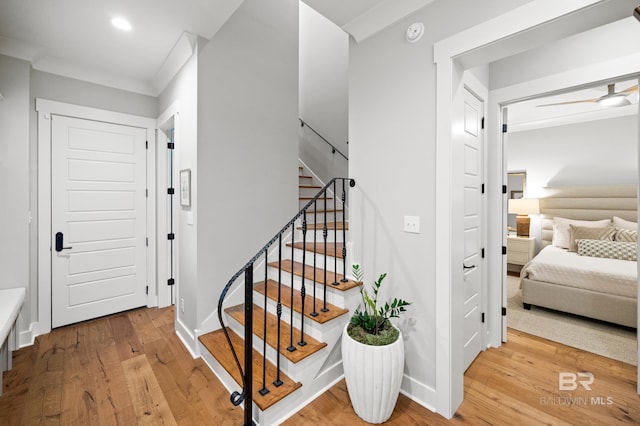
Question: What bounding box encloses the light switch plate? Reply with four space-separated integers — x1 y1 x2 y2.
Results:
404 215 420 234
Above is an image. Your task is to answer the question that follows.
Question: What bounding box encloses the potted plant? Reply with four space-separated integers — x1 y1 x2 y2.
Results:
342 264 411 424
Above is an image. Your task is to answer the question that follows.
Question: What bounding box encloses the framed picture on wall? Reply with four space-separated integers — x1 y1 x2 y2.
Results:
510 190 523 199
180 169 191 206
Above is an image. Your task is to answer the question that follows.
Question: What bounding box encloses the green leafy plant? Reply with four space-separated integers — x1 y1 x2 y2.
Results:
348 264 411 346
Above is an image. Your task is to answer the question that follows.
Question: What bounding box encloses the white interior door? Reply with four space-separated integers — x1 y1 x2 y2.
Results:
51 115 147 328
462 87 484 371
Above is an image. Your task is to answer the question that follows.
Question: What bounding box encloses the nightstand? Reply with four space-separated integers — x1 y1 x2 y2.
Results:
506 235 536 266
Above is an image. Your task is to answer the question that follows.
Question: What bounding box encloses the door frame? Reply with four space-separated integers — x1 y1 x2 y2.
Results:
433 0 630 418
36 99 158 336
157 101 181 309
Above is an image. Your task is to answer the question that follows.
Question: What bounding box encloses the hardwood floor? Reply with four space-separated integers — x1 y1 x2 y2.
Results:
1 306 638 425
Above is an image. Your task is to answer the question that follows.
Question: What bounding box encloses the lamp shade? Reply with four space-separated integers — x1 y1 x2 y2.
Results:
508 198 540 215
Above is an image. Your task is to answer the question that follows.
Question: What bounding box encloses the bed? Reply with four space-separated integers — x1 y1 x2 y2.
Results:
519 185 638 328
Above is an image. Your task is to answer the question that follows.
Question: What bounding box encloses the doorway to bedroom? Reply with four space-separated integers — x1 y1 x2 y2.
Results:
501 76 639 365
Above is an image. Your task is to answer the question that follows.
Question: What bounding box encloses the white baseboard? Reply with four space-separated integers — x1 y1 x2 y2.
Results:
175 317 198 358
400 374 438 415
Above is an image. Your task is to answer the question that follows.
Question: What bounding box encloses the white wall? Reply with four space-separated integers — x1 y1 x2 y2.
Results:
0 55 30 333
299 2 349 182
508 115 638 196
348 0 531 411
196 0 299 332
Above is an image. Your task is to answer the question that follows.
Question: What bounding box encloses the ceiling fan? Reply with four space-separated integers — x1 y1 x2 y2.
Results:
537 83 639 108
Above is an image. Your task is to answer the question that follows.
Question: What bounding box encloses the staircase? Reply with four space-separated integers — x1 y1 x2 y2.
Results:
197 165 359 425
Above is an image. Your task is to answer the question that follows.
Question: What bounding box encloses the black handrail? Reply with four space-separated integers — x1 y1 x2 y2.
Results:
299 118 349 161
217 177 355 426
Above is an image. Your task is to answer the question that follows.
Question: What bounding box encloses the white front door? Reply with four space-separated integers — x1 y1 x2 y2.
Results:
462 87 484 371
51 115 148 328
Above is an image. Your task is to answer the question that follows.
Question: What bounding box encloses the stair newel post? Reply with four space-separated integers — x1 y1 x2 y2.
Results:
243 264 254 426
299 211 308 346
287 222 296 353
274 235 283 387
341 178 348 282
310 200 318 317
259 249 269 396
321 189 329 313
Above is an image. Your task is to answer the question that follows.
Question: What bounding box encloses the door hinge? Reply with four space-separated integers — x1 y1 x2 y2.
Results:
481 312 485 323
502 123 508 133
168 233 175 240
146 285 149 295
502 307 507 316
168 142 175 150
146 189 149 198
502 246 507 255
168 188 175 195
481 183 485 194
481 117 485 129
502 185 507 194
168 278 175 286
146 237 149 246
481 248 485 258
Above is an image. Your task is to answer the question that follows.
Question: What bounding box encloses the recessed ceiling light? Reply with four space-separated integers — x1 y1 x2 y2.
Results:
111 17 132 31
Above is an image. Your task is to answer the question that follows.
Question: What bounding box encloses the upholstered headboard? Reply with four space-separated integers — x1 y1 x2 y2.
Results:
539 185 638 247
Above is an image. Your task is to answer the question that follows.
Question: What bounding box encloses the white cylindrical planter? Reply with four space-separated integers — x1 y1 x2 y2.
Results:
342 323 404 424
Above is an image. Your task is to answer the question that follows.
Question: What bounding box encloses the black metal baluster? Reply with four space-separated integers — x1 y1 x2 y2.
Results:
299 211 308 346
341 179 348 282
322 190 329 313
274 235 283 387
287 224 296 353
332 180 339 286
259 250 269 396
311 200 318 317
244 265 254 426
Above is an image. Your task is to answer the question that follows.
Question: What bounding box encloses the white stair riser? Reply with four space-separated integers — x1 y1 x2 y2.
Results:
265 269 356 308
298 186 324 197
288 247 345 273
292 227 345 243
252 293 340 343
300 211 343 224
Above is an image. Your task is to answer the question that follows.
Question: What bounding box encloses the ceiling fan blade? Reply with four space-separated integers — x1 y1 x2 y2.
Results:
619 85 638 95
536 98 599 107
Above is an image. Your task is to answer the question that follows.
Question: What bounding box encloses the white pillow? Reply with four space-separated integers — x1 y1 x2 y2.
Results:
613 216 637 231
552 223 571 249
552 217 610 249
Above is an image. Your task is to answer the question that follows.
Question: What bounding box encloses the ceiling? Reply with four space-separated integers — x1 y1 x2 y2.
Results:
0 0 433 96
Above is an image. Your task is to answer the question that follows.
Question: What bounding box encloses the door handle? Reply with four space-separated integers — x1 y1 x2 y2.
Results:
55 232 72 252
463 263 476 270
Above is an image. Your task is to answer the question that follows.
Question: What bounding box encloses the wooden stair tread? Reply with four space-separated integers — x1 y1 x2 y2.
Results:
255 280 348 324
299 175 312 179
298 222 349 231
270 260 359 291
304 209 344 215
198 328 302 411
298 185 322 189
225 304 327 363
286 242 344 258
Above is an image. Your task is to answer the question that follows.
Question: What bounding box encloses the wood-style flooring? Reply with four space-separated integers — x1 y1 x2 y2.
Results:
1 306 638 425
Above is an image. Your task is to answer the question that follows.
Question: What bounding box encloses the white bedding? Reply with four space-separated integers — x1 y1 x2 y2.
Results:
520 245 637 299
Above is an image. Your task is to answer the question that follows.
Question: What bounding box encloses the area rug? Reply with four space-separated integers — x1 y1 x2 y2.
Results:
507 275 637 365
